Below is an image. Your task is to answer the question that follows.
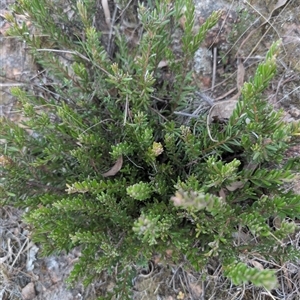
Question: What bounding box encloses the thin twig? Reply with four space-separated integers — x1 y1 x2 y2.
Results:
107 5 118 57
195 91 214 107
212 47 217 91
101 0 111 27
36 49 111 76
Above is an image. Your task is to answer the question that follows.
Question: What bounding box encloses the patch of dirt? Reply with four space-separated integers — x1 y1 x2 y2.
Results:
0 0 37 123
193 0 300 119
0 206 89 300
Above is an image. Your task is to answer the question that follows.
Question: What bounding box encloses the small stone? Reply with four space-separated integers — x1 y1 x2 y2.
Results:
289 107 300 118
22 282 36 300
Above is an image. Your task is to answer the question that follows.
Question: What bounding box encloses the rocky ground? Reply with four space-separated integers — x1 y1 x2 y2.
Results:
1 0 300 299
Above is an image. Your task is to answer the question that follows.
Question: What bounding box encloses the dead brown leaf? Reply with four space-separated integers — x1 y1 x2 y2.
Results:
157 60 168 68
226 181 245 192
251 260 264 271
208 100 238 124
219 188 226 201
207 100 238 142
101 156 123 177
225 59 245 101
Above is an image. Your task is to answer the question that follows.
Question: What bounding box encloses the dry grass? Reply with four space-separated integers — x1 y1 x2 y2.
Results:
0 207 32 300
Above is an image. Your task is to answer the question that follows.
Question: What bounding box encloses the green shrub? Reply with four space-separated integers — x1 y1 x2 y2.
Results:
1 0 300 298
